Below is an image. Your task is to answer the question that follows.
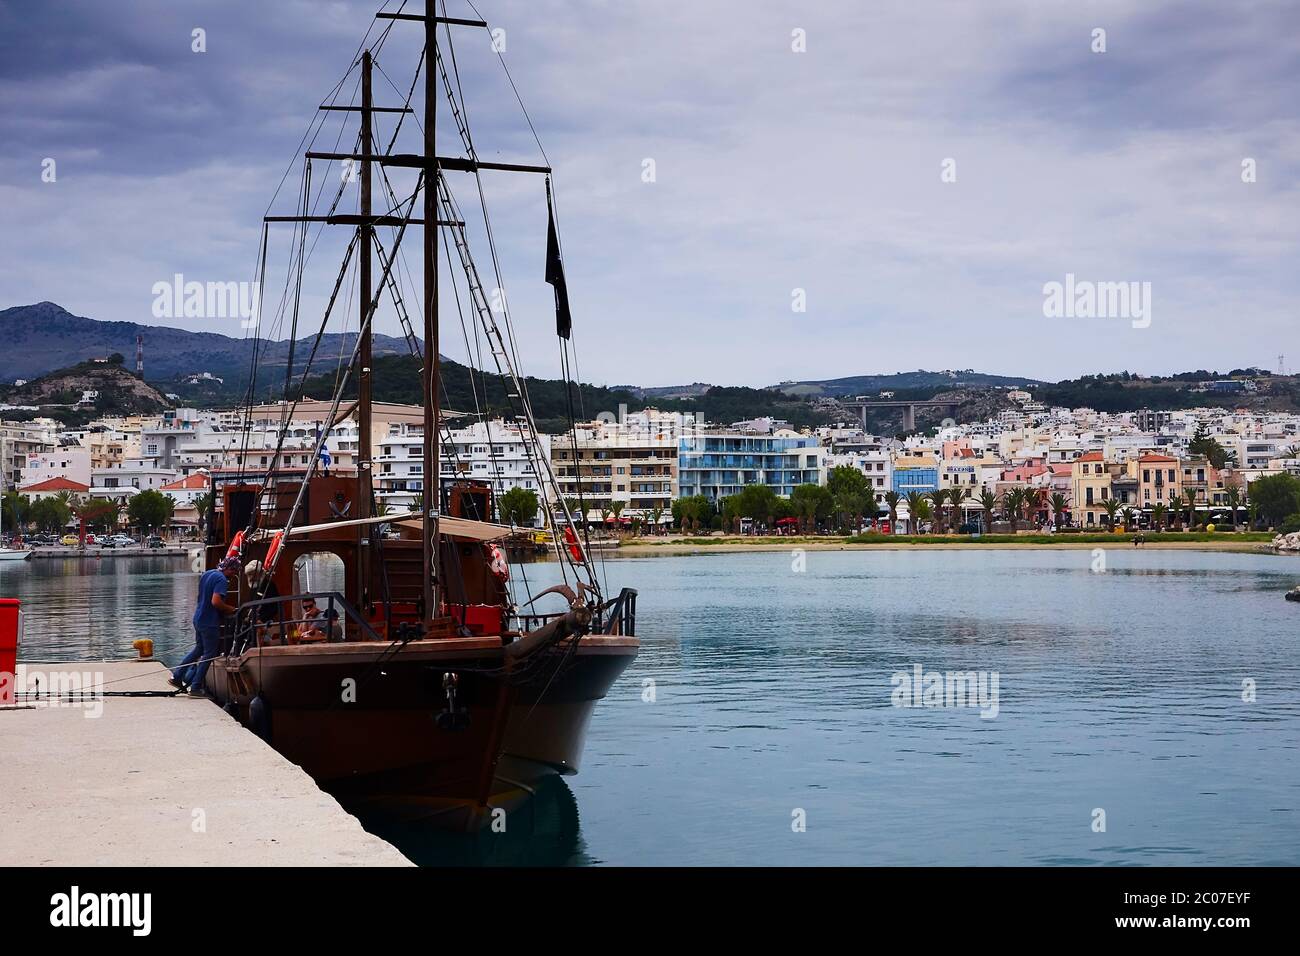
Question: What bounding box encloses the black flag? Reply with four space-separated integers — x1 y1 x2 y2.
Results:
545 190 572 339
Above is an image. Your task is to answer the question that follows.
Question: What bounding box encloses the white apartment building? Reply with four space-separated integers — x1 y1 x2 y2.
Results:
376 419 552 526
92 459 179 492
23 447 92 487
1225 436 1285 471
139 407 360 478
0 420 56 487
939 455 1002 494
552 414 680 524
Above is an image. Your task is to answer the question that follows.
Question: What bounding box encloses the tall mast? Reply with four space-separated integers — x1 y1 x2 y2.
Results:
358 49 374 610
421 0 440 628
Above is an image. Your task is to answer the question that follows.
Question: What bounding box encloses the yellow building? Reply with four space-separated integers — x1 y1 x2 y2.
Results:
1070 451 1112 527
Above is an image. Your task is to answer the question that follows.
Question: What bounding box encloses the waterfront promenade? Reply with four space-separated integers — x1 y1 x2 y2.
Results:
0 661 409 866
614 532 1276 557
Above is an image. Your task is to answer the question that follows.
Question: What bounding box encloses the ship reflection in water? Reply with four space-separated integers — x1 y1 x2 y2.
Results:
351 776 591 866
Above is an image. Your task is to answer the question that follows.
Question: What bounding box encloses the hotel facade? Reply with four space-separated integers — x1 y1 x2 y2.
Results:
677 431 825 502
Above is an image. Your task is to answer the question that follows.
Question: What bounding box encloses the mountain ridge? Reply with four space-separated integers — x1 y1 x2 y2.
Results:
0 302 416 384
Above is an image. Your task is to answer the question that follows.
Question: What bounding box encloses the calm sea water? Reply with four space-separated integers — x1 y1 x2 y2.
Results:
4 547 1299 866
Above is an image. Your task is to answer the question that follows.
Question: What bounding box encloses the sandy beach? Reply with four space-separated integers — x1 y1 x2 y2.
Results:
612 535 1279 557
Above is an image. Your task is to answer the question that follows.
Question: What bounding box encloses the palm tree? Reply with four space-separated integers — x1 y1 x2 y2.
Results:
1223 485 1242 531
720 496 742 534
977 489 1000 533
1102 498 1121 530
1050 492 1069 529
195 490 213 536
949 486 970 532
1024 487 1045 526
835 491 867 534
648 506 664 536
883 490 901 535
1151 502 1167 531
1002 487 1024 529
1183 488 1198 531
904 490 927 534
927 490 947 534
1120 506 1136 530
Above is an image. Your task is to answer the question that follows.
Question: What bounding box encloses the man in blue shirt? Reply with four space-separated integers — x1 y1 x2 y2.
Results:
170 557 241 696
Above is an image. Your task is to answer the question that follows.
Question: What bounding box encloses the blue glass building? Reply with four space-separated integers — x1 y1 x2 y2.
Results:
891 457 939 495
677 433 824 501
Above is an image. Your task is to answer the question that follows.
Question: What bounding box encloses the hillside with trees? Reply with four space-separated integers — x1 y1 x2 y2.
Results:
0 354 171 416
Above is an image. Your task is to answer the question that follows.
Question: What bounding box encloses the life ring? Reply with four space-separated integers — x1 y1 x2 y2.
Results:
225 529 245 560
563 526 585 564
488 543 510 580
264 530 283 569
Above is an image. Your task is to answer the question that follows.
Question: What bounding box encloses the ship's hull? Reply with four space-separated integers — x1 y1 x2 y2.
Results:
203 634 636 828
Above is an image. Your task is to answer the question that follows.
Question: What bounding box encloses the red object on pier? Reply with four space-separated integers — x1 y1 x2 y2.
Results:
0 598 20 677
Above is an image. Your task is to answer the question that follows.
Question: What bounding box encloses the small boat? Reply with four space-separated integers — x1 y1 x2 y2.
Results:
195 0 638 830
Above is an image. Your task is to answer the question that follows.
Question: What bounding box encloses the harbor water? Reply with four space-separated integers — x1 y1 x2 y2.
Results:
3 547 1298 866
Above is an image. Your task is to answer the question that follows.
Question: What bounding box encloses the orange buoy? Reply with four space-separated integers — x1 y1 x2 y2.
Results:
563 526 585 564
225 529 245 560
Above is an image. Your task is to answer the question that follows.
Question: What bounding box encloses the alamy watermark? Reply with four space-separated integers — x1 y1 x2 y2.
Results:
50 886 151 936
152 274 260 328
890 663 1000 719
1042 273 1151 329
0 666 105 718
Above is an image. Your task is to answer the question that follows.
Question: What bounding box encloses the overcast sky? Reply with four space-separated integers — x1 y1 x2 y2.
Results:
2 0 1297 387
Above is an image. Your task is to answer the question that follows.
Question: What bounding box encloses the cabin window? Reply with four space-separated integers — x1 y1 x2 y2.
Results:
293 551 347 599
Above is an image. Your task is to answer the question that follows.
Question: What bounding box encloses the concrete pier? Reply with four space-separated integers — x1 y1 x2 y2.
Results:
0 660 411 866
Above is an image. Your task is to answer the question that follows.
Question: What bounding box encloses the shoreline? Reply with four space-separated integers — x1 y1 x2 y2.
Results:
611 536 1277 557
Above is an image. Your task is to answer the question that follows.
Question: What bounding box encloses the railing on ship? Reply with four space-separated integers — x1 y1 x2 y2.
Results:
515 587 637 637
224 586 638 651
226 591 383 654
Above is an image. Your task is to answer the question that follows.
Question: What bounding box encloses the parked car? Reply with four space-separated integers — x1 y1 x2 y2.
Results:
85 533 98 545
60 534 80 546
102 534 135 549
146 535 165 549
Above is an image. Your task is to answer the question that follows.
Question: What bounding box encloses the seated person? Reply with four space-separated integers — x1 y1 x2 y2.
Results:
294 598 344 644
244 560 284 648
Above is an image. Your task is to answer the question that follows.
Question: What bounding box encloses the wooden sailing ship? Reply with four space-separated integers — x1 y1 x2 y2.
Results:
197 0 638 828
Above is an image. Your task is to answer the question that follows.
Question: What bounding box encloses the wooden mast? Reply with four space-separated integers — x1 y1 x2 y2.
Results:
358 49 374 611
363 1 545 631
421 0 440 629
